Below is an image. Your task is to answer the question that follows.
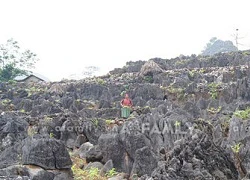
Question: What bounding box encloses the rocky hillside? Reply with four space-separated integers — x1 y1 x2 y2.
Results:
1 50 250 179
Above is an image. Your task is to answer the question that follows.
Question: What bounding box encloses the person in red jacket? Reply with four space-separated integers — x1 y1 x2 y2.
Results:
120 94 133 118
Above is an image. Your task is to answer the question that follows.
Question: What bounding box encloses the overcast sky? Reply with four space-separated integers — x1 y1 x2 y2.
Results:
1 0 250 81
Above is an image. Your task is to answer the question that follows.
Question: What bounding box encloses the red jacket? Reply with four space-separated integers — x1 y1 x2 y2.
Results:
121 98 133 107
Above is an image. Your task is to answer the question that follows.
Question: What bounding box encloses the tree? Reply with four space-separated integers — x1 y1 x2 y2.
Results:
0 39 39 81
201 37 238 56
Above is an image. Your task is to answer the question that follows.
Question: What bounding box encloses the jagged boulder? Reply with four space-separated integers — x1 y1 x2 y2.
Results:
130 146 158 177
0 143 23 169
0 113 28 151
22 136 72 170
98 134 127 172
139 60 163 76
150 128 238 179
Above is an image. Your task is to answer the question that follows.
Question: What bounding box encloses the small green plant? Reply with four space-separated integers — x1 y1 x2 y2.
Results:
174 120 181 127
234 107 250 120
231 143 241 153
1 99 11 106
91 119 99 127
96 78 105 85
188 69 196 78
87 167 100 179
20 109 26 113
199 68 206 73
123 84 130 91
208 83 220 99
25 86 40 97
44 116 53 122
131 174 139 180
105 168 118 178
49 132 54 138
27 126 37 137
144 75 153 83
8 80 17 85
167 86 184 94
105 119 113 125
207 106 222 114
120 91 126 97
221 117 231 137
175 60 185 66
71 164 86 180
75 99 81 103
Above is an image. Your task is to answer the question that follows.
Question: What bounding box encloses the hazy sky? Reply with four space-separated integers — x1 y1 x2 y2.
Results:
1 0 250 81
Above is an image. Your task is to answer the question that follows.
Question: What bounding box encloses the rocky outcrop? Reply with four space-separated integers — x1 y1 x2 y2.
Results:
139 60 163 76
150 127 238 179
1 50 250 179
22 136 72 170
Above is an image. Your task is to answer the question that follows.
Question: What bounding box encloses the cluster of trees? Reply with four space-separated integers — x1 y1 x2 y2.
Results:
201 37 238 56
0 39 39 81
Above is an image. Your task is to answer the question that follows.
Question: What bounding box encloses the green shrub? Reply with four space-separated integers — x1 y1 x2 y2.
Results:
91 119 99 127
105 168 118 178
20 109 26 113
208 83 220 99
49 133 54 138
234 107 250 120
207 106 222 114
231 143 241 153
188 69 196 78
144 75 153 83
174 120 181 127
105 119 112 125
87 167 100 179
167 86 184 94
96 78 105 85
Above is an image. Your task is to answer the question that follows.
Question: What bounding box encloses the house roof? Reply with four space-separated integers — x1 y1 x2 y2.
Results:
14 72 50 82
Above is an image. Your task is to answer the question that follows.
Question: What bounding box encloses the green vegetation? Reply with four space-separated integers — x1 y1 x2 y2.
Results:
208 83 220 99
174 120 181 127
20 109 26 113
144 75 153 83
7 79 17 85
243 51 250 56
27 126 37 137
231 143 241 153
175 60 185 66
234 107 250 120
188 69 196 78
221 116 231 137
105 168 118 178
167 86 184 94
1 99 11 106
75 99 81 103
87 167 100 179
70 153 116 180
44 115 53 122
198 68 206 73
49 133 54 138
131 174 139 180
105 119 113 125
120 91 126 97
25 86 46 97
207 106 222 114
201 37 238 56
96 78 105 85
0 38 39 81
167 85 185 100
91 119 99 127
